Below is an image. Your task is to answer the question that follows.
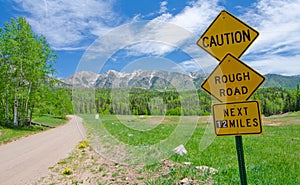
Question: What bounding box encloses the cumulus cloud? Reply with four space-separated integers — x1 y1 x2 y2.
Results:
119 0 223 59
159 1 168 14
154 0 222 34
12 0 119 50
239 0 300 75
243 0 300 56
11 0 300 75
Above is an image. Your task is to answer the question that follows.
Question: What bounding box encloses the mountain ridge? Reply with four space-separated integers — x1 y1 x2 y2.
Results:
61 70 300 89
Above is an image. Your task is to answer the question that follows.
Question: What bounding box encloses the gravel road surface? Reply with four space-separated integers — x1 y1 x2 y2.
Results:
0 115 85 185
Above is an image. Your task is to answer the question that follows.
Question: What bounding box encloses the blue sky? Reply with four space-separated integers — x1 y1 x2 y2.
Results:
1 0 300 78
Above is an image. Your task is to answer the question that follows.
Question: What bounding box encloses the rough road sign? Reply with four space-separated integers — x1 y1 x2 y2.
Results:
196 10 259 61
201 54 265 103
212 101 262 136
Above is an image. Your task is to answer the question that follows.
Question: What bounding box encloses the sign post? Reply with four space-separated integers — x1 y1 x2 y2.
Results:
236 136 247 185
197 9 264 185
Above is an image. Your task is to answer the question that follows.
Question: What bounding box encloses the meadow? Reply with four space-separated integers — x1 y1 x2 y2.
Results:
0 115 68 145
83 113 300 184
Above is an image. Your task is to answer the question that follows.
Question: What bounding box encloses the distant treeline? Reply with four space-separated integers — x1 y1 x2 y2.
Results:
72 86 300 116
252 86 300 116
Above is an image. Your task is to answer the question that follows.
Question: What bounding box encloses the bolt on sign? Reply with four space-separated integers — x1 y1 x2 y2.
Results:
213 101 262 136
196 10 259 61
201 54 265 103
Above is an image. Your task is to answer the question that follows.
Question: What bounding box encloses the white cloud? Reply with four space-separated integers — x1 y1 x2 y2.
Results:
13 0 119 50
125 42 174 57
158 0 222 34
12 0 300 75
175 56 217 74
159 1 168 14
249 54 300 76
238 0 300 76
121 0 223 60
243 0 300 56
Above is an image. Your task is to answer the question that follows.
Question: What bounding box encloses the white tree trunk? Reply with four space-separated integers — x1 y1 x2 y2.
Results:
13 88 18 126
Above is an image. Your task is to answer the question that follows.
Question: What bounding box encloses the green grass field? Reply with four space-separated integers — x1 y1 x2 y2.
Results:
83 113 300 184
0 115 68 145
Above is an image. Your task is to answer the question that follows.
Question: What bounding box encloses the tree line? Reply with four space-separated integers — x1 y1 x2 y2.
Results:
0 17 72 127
73 86 300 116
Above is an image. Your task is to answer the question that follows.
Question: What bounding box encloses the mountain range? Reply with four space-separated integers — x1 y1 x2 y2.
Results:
61 70 300 90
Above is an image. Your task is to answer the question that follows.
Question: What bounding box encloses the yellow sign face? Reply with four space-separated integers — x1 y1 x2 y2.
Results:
213 101 262 136
197 10 259 61
201 54 265 103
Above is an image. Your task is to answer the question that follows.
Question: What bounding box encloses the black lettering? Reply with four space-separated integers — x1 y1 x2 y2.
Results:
231 32 235 44
216 34 224 46
246 118 251 127
239 119 245 127
241 86 248 94
202 37 209 48
235 31 242 43
234 87 241 95
236 73 242 81
229 120 236 127
230 108 235 116
222 75 228 83
237 108 243 116
242 29 251 42
224 33 230 44
202 30 251 48
227 88 233 96
215 76 221 84
243 72 250 80
224 109 229 117
253 118 258 126
228 74 235 82
220 89 225 97
243 107 248 115
210 36 217 47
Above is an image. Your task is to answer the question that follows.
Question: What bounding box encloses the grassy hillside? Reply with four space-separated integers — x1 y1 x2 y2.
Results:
263 74 300 89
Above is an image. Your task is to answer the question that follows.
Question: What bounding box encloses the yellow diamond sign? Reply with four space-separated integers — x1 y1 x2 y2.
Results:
197 10 259 61
213 101 262 136
201 54 265 103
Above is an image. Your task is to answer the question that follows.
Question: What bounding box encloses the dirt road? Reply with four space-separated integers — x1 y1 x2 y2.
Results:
0 115 86 185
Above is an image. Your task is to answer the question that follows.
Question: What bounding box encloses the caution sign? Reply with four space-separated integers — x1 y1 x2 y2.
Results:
213 101 262 136
201 54 265 103
196 10 259 61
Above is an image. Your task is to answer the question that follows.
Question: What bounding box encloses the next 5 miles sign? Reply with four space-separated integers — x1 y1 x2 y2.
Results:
213 101 262 136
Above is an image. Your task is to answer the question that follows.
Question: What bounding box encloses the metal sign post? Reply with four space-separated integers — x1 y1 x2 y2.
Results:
197 9 265 185
235 136 247 185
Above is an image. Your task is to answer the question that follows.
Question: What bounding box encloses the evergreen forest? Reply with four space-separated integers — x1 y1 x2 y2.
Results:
73 86 300 117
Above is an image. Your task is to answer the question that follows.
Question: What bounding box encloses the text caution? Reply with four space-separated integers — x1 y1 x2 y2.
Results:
196 10 259 61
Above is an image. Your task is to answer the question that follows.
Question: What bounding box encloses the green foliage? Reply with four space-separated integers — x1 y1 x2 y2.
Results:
263 74 300 89
0 126 44 144
252 87 300 116
74 88 212 116
73 86 300 117
32 114 68 127
0 17 72 127
0 114 67 144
